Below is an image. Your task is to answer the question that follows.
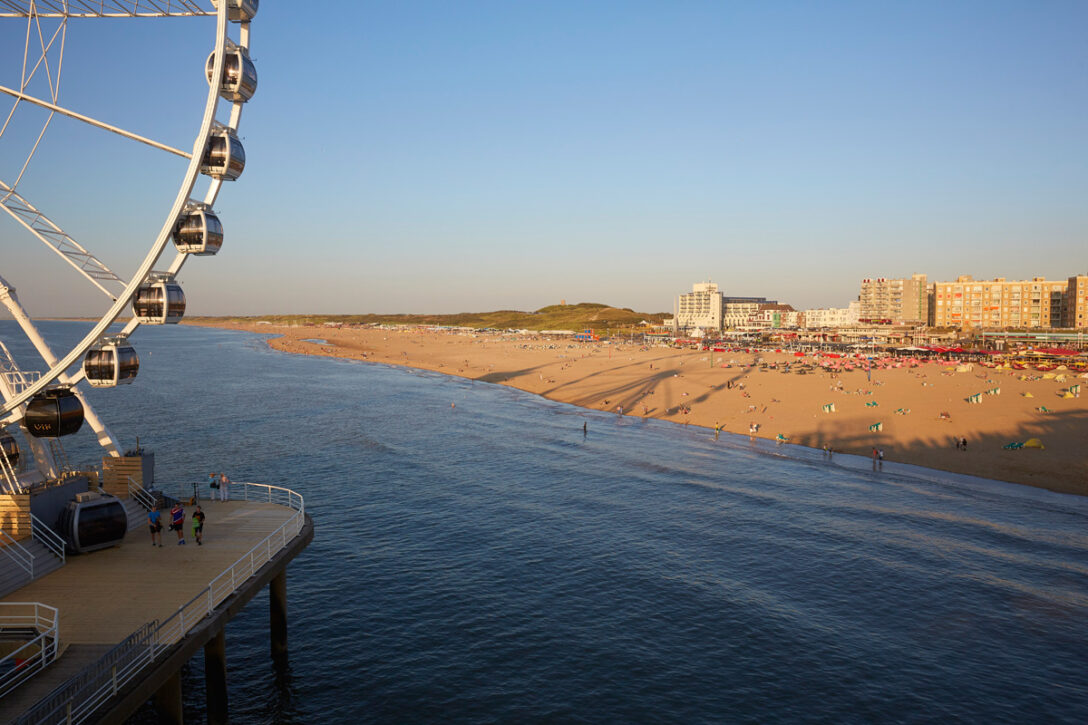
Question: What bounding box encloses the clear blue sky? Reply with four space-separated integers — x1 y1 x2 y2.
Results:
2 1 1086 317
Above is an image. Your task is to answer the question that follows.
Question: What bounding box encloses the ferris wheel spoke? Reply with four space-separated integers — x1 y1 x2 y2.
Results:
0 85 191 159
0 1 214 18
0 179 126 299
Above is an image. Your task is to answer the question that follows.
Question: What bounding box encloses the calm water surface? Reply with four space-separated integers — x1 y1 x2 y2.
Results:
4 322 1087 723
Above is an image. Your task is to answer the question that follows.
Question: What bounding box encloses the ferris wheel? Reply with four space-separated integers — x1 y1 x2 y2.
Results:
0 0 258 493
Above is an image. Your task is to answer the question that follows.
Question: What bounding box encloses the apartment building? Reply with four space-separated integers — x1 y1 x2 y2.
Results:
931 276 1066 329
858 274 929 324
676 281 723 332
722 297 775 328
803 300 861 328
1061 275 1088 329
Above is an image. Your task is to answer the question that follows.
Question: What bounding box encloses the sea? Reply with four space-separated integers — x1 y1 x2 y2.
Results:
3 321 1088 724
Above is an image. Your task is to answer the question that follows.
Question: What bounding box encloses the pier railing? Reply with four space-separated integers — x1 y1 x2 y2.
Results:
12 482 304 725
0 602 59 700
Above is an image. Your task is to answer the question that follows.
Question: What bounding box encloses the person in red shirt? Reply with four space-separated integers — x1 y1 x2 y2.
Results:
169 502 186 545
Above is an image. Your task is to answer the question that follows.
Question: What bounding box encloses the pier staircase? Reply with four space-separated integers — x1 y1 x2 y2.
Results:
0 536 64 599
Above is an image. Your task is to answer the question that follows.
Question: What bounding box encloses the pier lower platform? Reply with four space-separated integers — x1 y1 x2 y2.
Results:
1 488 313 724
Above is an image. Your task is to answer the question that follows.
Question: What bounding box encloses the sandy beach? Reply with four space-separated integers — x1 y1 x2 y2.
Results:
192 321 1088 496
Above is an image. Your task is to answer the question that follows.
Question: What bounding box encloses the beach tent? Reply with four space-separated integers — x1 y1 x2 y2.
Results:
1063 392 1075 398
1022 391 1033 398
1023 438 1045 449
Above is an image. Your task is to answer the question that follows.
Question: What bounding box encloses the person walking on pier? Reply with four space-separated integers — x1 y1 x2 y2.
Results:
169 502 186 545
148 506 163 547
192 505 206 546
219 473 231 502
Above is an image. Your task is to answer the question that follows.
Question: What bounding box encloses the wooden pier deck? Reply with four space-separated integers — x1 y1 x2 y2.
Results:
1 495 311 723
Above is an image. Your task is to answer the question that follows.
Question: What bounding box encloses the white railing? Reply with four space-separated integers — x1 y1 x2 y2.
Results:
152 483 304 649
13 482 305 724
0 528 34 578
0 602 59 699
125 475 157 512
29 513 66 566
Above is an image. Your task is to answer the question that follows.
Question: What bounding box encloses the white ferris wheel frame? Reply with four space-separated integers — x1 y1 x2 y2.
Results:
0 1 253 441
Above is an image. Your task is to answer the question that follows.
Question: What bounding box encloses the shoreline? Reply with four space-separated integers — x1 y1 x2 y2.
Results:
187 321 1088 497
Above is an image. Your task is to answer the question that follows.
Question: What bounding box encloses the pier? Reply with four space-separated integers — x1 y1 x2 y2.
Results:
1 482 313 724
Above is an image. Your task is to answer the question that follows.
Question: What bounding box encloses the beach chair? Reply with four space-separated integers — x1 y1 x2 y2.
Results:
868 422 883 432
865 401 878 408
776 433 789 443
1036 406 1051 413
1002 441 1024 450
822 403 836 413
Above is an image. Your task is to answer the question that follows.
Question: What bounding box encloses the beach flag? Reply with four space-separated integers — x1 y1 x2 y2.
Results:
822 403 836 413
869 422 883 432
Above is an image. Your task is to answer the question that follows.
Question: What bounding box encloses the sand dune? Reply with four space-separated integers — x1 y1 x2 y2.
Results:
194 322 1088 497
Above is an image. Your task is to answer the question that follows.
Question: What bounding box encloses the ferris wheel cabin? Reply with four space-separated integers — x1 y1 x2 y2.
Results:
201 129 246 181
173 207 223 255
133 278 186 324
0 431 18 465
25 387 85 438
213 0 260 22
83 339 139 388
207 47 258 103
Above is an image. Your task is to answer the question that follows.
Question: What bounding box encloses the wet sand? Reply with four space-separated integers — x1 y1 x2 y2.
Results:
192 322 1088 496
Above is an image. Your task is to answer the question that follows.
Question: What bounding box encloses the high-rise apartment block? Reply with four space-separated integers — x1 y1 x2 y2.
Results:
930 276 1067 329
1062 275 1088 329
858 274 929 324
676 282 723 332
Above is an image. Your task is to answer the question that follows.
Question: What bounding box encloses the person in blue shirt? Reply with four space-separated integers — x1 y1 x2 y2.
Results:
148 506 163 547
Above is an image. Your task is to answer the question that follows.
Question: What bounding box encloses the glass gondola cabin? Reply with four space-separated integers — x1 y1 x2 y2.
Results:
57 494 128 554
133 278 186 324
206 47 257 103
213 0 259 22
173 207 223 255
83 340 139 388
25 387 84 438
0 431 18 465
200 129 245 181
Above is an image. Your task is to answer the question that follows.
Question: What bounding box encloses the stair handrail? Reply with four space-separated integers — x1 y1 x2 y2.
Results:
0 602 60 700
29 513 66 566
0 528 33 579
126 475 157 512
